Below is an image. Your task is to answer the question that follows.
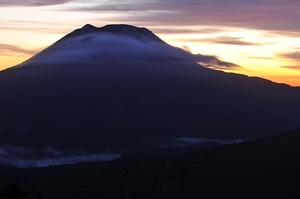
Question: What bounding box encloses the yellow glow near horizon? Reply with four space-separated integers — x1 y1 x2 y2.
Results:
161 27 300 86
1 55 28 68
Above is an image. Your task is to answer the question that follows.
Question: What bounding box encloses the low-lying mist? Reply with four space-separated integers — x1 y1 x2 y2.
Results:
0 145 121 168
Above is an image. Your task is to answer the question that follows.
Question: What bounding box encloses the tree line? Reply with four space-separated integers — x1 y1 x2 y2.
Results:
0 183 41 199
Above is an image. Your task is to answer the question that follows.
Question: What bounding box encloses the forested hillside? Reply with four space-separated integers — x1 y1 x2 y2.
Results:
0 129 300 199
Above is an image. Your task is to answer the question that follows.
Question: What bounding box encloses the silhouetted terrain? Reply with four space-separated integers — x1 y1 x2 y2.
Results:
0 24 299 166
0 129 300 199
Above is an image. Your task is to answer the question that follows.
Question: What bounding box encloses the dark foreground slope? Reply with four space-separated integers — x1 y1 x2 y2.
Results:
0 129 300 199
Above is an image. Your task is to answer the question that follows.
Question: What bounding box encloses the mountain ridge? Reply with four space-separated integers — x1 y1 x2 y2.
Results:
56 24 165 44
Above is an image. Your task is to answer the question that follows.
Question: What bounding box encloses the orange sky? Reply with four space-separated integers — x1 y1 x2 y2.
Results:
1 0 300 86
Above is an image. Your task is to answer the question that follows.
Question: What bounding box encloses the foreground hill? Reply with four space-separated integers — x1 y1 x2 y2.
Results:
0 129 300 199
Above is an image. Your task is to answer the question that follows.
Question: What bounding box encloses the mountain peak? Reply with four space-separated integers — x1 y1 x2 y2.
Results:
81 23 97 31
60 24 165 43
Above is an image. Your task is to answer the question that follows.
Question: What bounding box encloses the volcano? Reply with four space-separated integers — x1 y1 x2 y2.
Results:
0 24 300 167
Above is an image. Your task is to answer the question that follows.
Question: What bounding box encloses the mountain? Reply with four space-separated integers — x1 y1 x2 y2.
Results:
1 129 300 199
0 24 300 167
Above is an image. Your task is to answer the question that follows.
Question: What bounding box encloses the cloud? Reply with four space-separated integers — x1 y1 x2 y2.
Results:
73 0 300 36
0 20 76 36
65 0 178 13
0 44 39 56
68 1 152 12
151 26 230 36
0 145 121 168
277 51 300 62
276 51 300 70
209 36 261 46
175 137 244 145
153 137 245 148
247 56 272 60
152 27 222 35
0 0 72 6
193 54 239 69
182 46 191 53
5 0 297 36
282 65 300 70
178 36 261 46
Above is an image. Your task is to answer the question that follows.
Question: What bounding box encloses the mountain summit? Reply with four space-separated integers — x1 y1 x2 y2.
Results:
60 24 165 43
20 24 196 66
0 24 300 167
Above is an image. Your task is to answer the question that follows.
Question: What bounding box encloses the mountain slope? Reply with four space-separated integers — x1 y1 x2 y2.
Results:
0 24 299 166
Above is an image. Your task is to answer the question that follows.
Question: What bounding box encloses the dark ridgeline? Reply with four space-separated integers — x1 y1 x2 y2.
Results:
0 24 299 158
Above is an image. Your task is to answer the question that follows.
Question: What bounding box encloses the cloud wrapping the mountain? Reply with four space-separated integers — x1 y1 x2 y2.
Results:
23 32 238 70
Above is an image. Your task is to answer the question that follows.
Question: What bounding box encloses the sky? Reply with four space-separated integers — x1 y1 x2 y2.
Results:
1 0 300 86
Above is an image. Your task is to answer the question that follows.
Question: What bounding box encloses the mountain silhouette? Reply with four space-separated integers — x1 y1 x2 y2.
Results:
0 24 299 166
